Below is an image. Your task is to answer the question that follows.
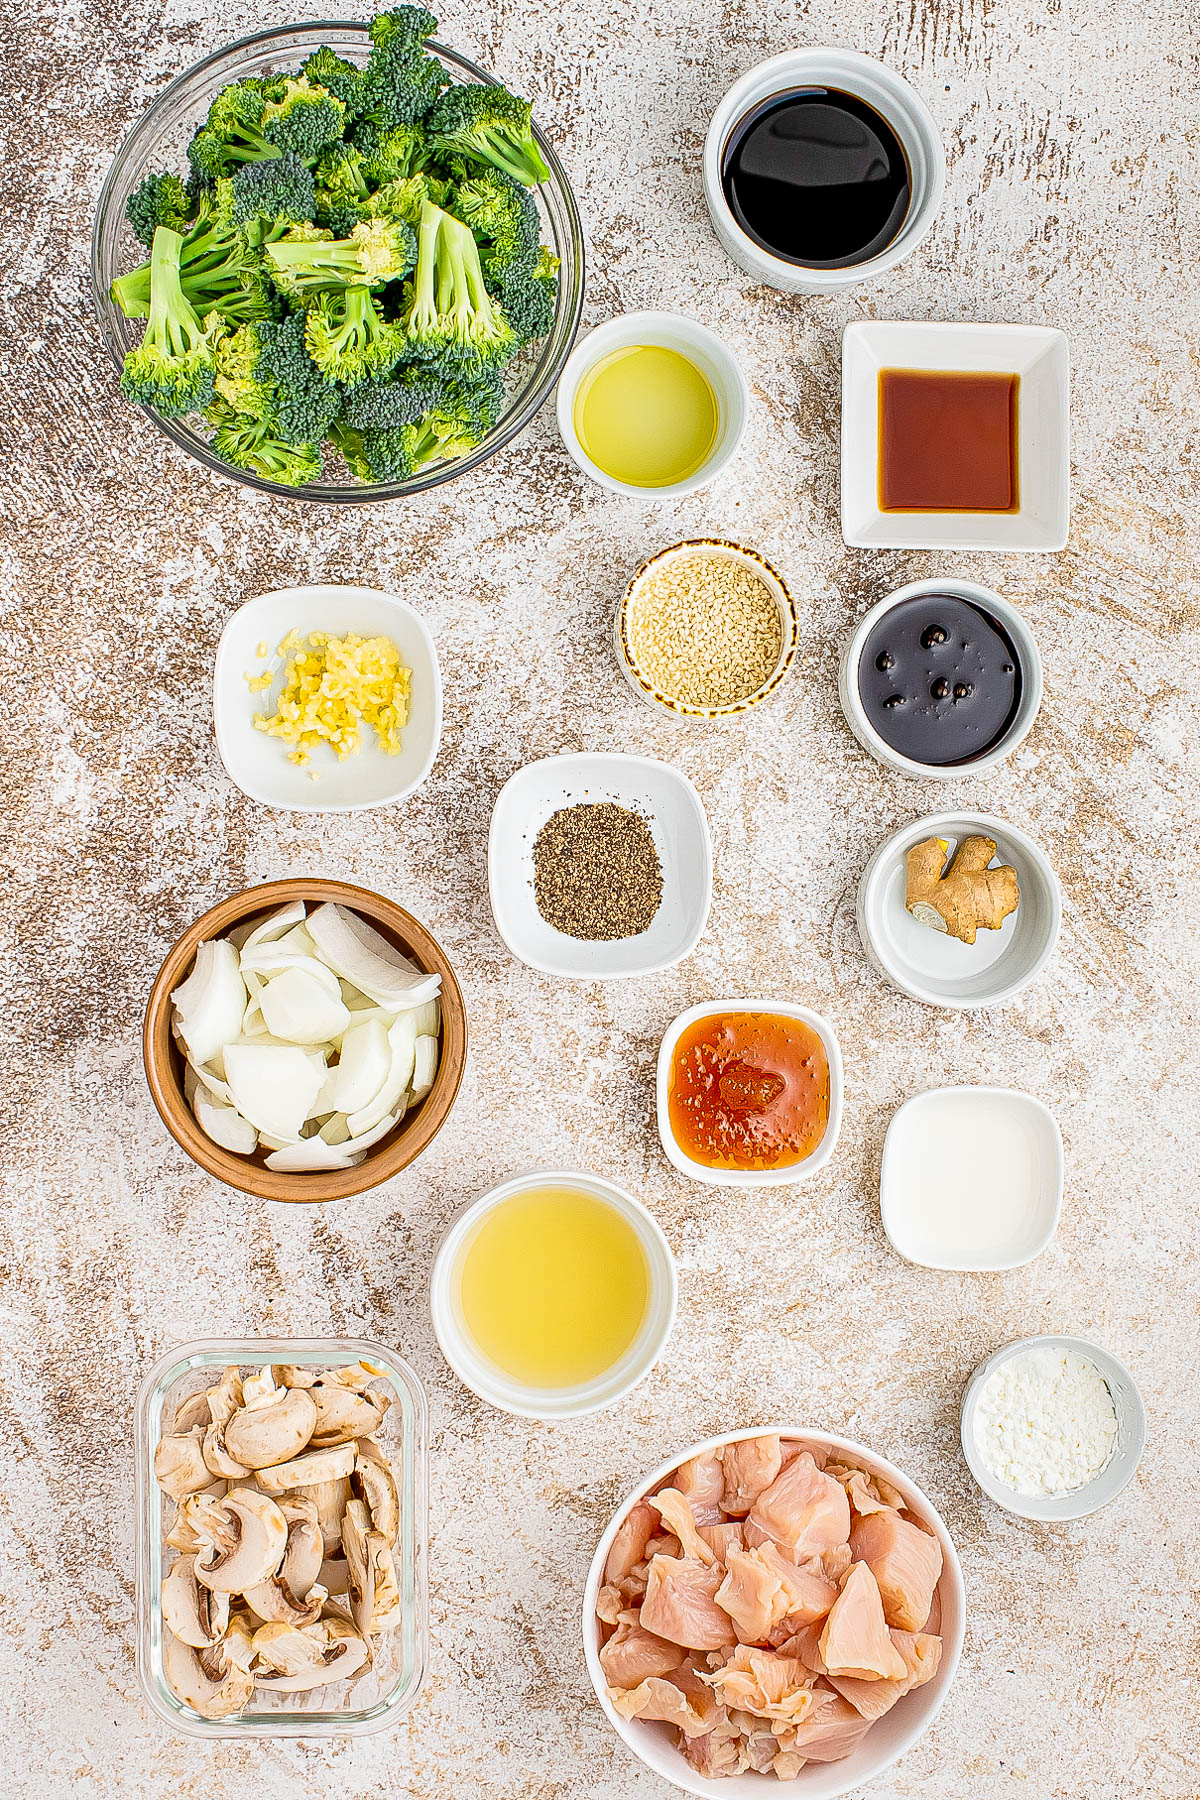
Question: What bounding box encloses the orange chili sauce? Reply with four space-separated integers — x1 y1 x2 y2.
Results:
668 1011 830 1171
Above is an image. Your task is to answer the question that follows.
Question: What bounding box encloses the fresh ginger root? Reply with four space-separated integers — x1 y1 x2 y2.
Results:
905 835 1020 944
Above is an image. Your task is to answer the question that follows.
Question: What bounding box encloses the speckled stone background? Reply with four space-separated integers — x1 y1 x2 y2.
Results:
4 0 1200 1794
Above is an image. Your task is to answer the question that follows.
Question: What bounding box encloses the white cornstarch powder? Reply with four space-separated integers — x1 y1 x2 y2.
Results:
973 1345 1119 1496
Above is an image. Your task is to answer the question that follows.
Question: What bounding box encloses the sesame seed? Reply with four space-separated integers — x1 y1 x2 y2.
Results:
626 552 783 709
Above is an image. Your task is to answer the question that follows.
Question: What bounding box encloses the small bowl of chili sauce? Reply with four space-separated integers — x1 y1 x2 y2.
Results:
839 578 1043 781
656 999 843 1187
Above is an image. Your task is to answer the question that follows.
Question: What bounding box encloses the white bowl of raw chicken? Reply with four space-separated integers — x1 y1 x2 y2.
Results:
582 1428 964 1798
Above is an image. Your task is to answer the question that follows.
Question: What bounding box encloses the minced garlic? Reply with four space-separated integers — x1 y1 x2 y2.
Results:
253 628 411 768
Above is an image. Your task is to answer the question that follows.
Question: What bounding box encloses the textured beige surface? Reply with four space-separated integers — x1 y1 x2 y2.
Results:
3 0 1200 1795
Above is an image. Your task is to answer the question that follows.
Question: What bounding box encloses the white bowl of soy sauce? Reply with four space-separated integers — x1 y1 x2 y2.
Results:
703 48 946 294
839 579 1043 780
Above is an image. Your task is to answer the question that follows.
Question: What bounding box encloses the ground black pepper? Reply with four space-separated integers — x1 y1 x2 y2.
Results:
532 802 663 941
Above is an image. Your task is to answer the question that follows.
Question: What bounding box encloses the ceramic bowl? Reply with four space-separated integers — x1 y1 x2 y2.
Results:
857 812 1060 1009
429 1168 677 1419
583 1426 965 1798
488 753 713 978
656 998 843 1187
880 1086 1063 1270
840 320 1071 551
960 1336 1147 1521
615 539 798 722
703 49 945 295
143 878 467 1201
838 579 1043 781
214 585 442 812
555 311 749 497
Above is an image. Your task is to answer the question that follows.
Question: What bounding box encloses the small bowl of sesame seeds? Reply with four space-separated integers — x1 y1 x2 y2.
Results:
615 539 798 722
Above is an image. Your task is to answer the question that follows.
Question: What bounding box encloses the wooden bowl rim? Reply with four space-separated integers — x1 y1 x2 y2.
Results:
143 878 467 1202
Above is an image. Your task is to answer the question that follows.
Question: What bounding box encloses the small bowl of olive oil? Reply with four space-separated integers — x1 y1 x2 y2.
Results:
430 1168 677 1418
556 311 749 497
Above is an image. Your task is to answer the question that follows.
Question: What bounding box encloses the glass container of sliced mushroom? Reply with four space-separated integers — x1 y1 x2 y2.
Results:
135 1338 427 1737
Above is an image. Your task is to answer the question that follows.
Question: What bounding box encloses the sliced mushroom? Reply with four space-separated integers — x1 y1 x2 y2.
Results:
154 1428 211 1501
162 1554 231 1648
242 1366 276 1405
166 1490 234 1555
250 1620 327 1680
225 1386 317 1470
170 1391 214 1434
318 1555 350 1594
255 1442 356 1497
206 1367 245 1428
202 1420 250 1481
194 1488 287 1594
242 1497 327 1626
350 1438 399 1544
342 1496 403 1636
320 1360 390 1393
163 1632 254 1720
291 1474 351 1554
272 1364 318 1389
308 1382 389 1448
253 1619 371 1692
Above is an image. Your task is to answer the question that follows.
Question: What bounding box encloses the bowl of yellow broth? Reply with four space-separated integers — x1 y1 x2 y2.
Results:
556 312 749 497
430 1169 677 1418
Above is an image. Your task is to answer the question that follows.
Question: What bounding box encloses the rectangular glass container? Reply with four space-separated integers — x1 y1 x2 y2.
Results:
135 1336 427 1737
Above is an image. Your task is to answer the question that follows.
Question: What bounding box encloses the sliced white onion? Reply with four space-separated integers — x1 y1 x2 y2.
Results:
171 940 247 1068
410 997 441 1038
228 899 307 953
324 1014 391 1115
265 1109 401 1170
307 903 441 1010
348 1013 418 1137
223 1044 324 1141
182 1052 232 1106
320 1113 352 1145
411 1034 439 1100
193 1088 259 1156
259 967 351 1045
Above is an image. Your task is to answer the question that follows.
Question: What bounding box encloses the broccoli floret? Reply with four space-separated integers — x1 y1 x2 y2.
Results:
126 171 195 248
360 122 429 186
356 6 445 130
112 189 279 323
265 218 417 293
487 245 558 347
304 286 405 381
253 312 341 444
427 84 549 187
209 319 277 419
301 46 368 117
370 6 439 56
120 226 216 417
188 80 283 180
401 199 514 366
339 365 442 430
230 153 318 232
261 77 347 162
368 170 450 228
207 399 324 486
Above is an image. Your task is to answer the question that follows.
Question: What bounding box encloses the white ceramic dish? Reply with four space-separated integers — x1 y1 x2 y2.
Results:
857 812 1060 1009
429 1168 677 1419
615 538 799 723
213 585 442 812
841 320 1071 551
656 998 843 1187
555 311 749 497
881 1086 1063 1270
839 579 1043 780
583 1426 965 1799
703 49 945 295
488 753 713 979
961 1336 1147 1522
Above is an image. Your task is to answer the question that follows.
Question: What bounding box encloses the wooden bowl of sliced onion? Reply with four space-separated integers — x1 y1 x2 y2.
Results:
143 878 467 1202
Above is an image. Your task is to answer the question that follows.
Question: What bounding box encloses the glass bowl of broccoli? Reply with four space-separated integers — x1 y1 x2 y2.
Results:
91 10 584 501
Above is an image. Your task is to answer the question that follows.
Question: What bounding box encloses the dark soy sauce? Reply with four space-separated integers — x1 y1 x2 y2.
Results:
858 594 1023 767
720 87 910 269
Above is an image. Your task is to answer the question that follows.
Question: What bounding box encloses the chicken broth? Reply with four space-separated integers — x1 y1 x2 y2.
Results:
669 1011 830 1171
454 1185 649 1390
878 369 1019 513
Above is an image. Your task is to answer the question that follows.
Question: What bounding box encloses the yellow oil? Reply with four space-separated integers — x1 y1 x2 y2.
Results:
573 344 720 487
455 1184 650 1389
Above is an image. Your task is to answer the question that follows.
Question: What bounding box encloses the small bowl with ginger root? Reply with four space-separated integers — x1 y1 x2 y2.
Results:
857 811 1060 1008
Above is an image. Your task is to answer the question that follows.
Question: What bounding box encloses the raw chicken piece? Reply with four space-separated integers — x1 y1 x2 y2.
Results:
609 1675 712 1738
641 1531 682 1563
732 1711 781 1773
640 1555 738 1651
649 1488 716 1565
825 1629 943 1721
680 1708 745 1778
600 1617 686 1688
671 1451 725 1525
923 1584 942 1636
850 1509 944 1632
819 1563 908 1681
720 1435 783 1516
596 1573 646 1625
776 1621 825 1673
698 1645 819 1726
749 1453 851 1560
772 1749 805 1778
774 1688 873 1762
822 1543 854 1583
780 1439 827 1470
604 1500 656 1585
716 1543 837 1643
826 1463 893 1517
699 1522 745 1562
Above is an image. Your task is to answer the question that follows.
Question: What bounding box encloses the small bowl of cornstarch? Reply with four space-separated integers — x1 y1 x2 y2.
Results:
960 1335 1146 1521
